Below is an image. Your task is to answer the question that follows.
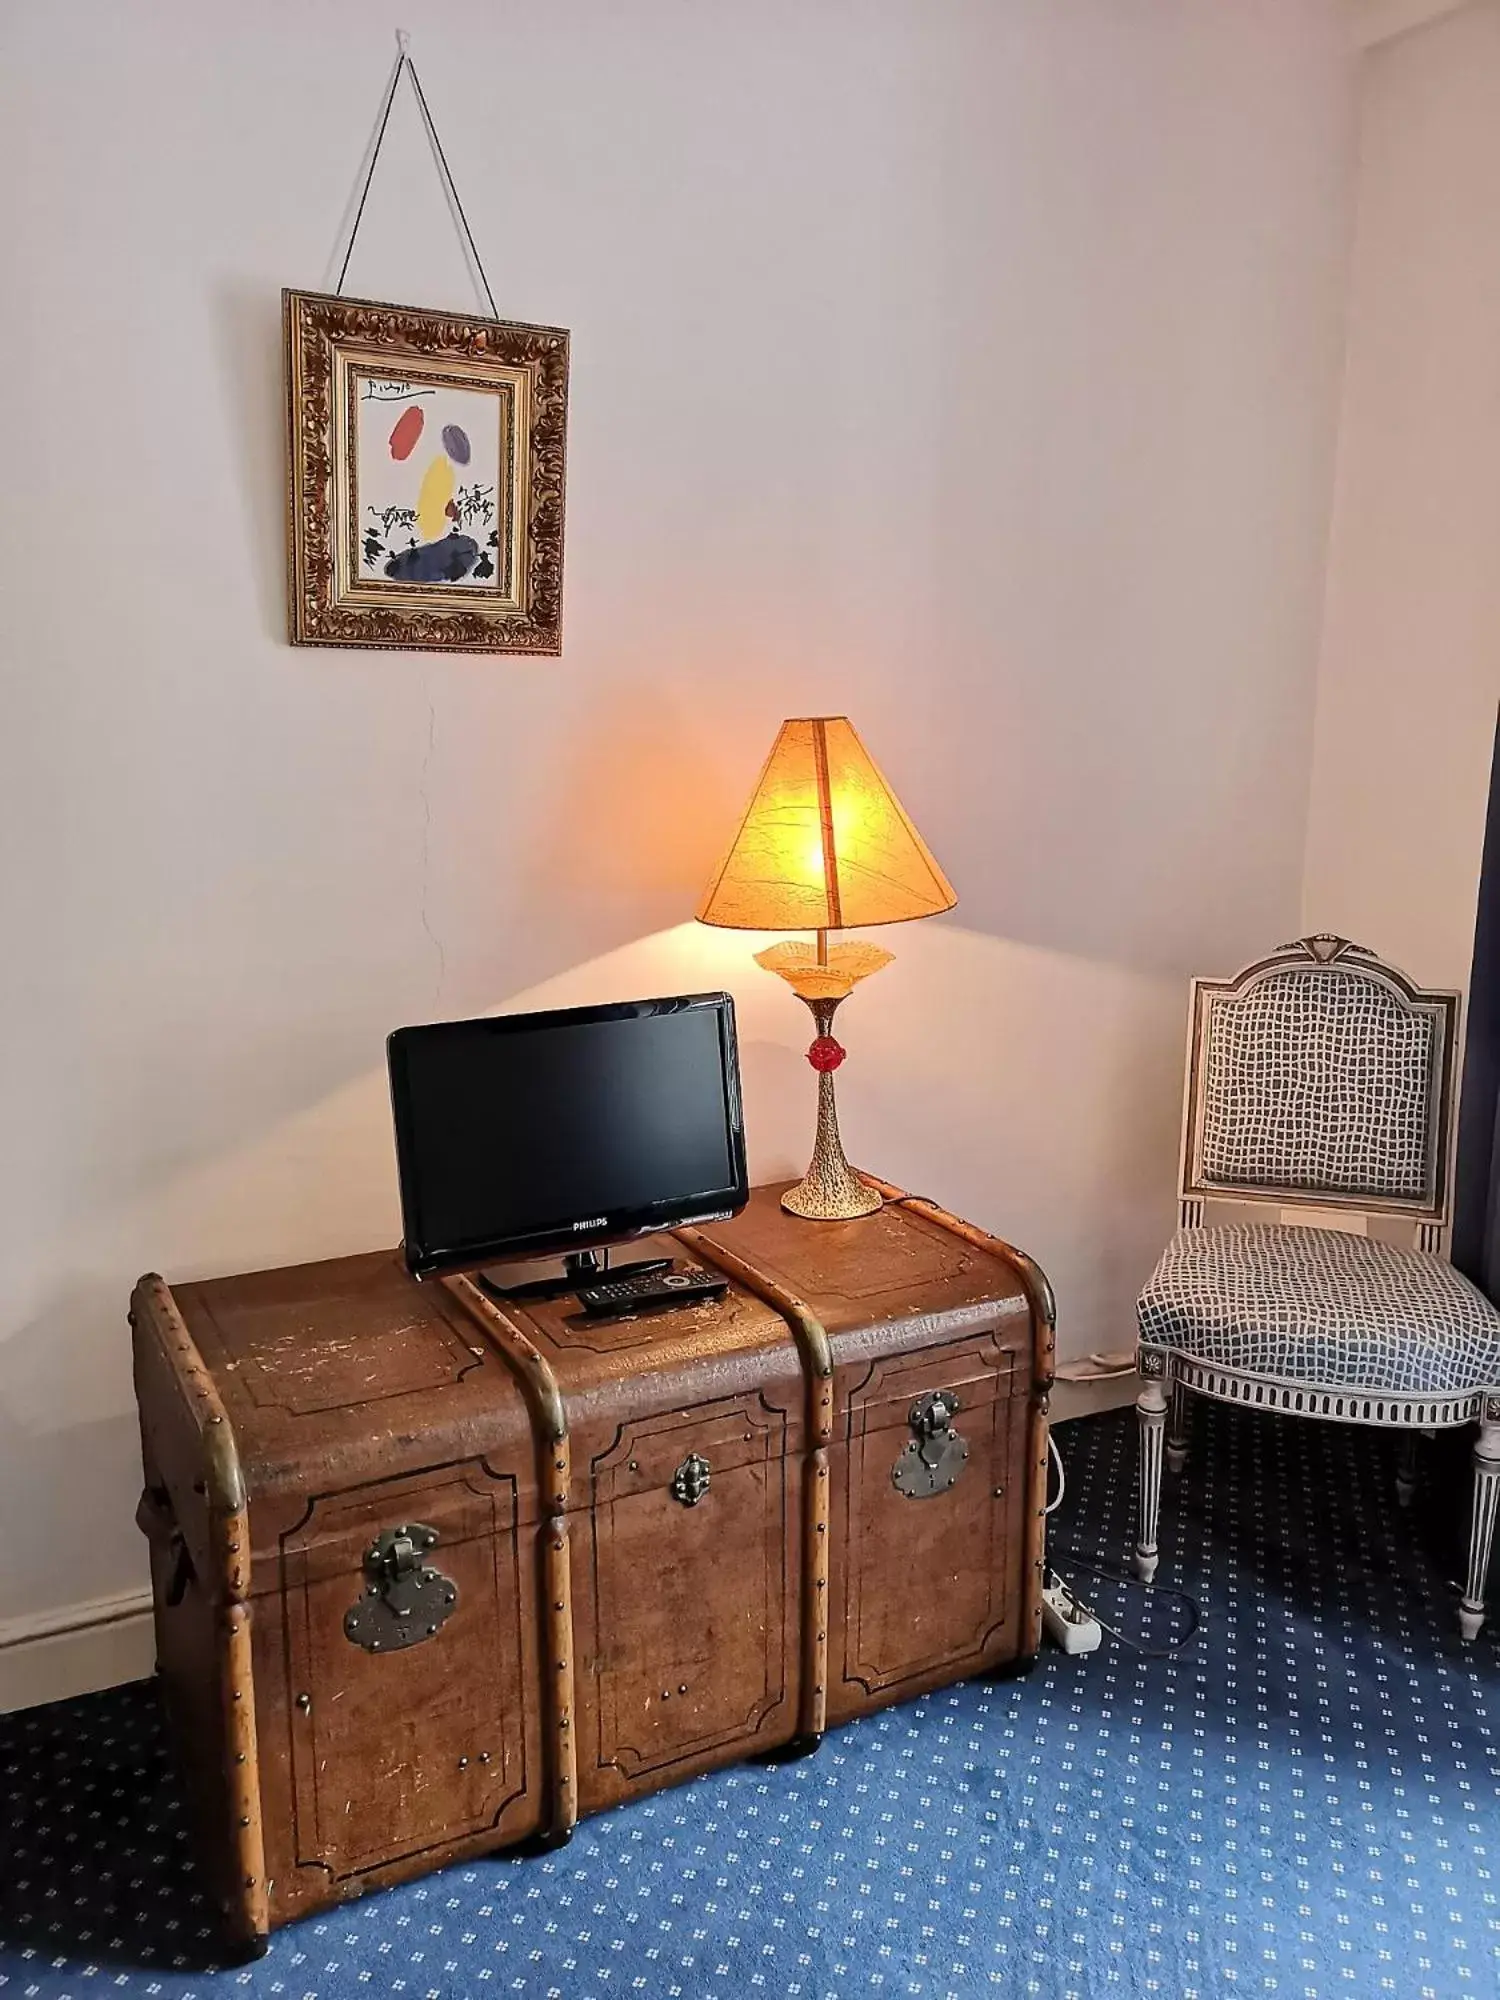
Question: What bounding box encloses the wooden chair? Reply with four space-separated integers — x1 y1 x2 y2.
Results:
1134 935 1500 1639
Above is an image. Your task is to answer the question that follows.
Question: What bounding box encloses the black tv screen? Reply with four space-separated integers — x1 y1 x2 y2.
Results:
388 993 748 1278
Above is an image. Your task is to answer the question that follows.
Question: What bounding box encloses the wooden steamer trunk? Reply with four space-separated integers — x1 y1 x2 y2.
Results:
131 1183 1054 1954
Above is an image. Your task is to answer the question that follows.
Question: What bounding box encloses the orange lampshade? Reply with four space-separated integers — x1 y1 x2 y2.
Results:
696 717 957 933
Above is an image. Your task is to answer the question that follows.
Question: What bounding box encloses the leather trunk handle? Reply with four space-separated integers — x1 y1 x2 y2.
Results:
136 1481 196 1606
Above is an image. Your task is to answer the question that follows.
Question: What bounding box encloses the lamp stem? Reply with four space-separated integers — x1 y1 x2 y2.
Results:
815 927 829 968
781 995 883 1220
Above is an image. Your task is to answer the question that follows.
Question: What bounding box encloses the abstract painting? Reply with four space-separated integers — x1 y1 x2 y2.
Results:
285 290 569 653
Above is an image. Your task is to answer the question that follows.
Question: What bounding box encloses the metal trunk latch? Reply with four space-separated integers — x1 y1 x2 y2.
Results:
671 1453 712 1507
344 1522 458 1654
892 1389 969 1499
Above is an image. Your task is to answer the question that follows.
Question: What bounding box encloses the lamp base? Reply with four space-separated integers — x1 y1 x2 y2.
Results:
781 1165 882 1222
780 993 883 1222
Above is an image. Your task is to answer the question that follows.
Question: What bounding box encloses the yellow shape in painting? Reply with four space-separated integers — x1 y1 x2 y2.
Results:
416 453 454 541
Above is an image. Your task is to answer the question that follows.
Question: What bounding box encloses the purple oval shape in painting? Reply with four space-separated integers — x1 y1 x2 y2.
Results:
441 423 471 465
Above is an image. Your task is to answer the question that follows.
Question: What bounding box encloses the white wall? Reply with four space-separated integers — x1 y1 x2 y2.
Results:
1303 0 1500 984
0 0 1355 1654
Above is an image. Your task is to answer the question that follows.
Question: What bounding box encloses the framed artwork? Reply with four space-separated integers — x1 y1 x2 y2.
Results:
284 289 569 653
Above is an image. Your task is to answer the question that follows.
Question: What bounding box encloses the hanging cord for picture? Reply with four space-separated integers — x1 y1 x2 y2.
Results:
334 29 500 319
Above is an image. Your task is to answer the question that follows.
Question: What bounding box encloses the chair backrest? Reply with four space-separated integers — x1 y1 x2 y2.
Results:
1179 936 1461 1247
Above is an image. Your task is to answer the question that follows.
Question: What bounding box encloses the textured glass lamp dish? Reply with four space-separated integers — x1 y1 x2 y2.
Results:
697 716 956 1220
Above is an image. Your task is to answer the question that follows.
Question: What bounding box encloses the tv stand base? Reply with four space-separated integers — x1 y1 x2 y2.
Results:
474 1251 673 1304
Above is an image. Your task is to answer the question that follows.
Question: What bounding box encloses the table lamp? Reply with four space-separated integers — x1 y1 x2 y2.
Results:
696 716 957 1220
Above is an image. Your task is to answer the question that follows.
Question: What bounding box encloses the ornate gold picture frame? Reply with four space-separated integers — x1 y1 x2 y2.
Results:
284 289 568 653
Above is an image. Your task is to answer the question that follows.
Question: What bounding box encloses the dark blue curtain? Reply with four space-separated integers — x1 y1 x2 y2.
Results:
1453 707 1500 1301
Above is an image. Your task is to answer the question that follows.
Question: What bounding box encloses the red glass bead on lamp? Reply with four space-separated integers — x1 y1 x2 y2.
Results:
695 716 957 1220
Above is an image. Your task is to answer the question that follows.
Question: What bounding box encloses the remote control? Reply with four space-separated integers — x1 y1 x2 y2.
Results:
575 1266 729 1317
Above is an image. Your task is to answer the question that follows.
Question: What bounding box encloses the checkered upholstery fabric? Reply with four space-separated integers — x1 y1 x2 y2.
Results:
1198 967 1435 1203
1138 1225 1500 1394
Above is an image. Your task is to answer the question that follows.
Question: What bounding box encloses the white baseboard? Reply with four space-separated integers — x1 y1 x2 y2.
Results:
1051 1370 1139 1423
0 1586 155 1715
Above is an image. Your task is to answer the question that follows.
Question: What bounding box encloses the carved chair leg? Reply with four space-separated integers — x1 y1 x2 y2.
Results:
1166 1379 1190 1476
1395 1430 1419 1510
1134 1373 1168 1584
1460 1419 1500 1643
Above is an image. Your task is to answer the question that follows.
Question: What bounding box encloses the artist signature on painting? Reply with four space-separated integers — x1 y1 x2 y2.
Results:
361 379 433 402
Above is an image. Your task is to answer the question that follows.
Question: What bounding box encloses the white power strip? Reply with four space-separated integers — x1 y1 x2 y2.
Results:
1042 1581 1102 1654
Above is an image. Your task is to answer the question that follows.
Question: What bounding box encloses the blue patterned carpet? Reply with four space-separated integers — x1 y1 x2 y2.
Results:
3 1403 1498 1999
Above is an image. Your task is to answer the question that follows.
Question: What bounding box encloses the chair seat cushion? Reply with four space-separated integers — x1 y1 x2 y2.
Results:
1137 1224 1500 1395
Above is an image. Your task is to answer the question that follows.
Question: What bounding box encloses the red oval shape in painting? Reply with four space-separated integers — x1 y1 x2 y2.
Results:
388 406 425 461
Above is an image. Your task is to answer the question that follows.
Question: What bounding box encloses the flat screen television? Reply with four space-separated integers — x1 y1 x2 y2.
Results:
387 992 748 1281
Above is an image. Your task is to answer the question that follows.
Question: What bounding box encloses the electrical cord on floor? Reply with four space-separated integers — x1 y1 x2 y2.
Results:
1045 1548 1202 1659
1046 1430 1066 1514
1046 1434 1201 1656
